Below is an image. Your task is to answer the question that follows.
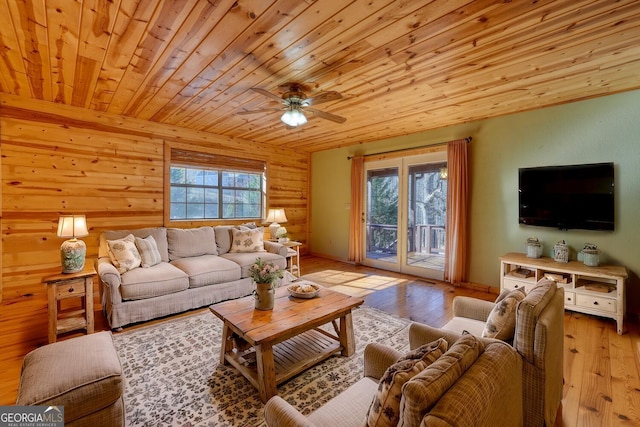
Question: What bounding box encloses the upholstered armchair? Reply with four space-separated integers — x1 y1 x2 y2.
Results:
409 279 564 427
264 336 523 427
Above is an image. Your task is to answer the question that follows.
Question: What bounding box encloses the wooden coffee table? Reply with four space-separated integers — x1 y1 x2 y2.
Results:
209 284 364 403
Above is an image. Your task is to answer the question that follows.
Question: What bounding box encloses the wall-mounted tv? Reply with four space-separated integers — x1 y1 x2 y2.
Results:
518 162 614 231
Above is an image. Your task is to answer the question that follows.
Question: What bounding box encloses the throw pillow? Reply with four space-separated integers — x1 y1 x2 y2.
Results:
107 234 142 274
494 286 526 303
482 288 526 340
229 227 266 253
400 333 485 426
367 338 448 427
134 235 162 268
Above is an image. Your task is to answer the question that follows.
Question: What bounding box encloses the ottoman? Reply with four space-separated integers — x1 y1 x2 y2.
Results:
16 331 124 427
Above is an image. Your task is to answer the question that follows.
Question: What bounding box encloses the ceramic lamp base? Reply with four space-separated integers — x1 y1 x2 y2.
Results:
61 238 86 273
269 223 280 241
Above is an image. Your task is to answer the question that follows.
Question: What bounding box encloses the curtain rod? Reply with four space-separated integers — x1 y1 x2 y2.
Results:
347 137 472 160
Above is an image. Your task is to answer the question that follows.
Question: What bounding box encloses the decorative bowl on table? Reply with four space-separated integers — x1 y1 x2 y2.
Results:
287 282 321 299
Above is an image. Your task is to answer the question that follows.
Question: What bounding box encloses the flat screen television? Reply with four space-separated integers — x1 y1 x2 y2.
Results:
518 162 614 231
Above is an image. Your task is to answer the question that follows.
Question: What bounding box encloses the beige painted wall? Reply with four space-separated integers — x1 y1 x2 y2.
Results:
311 89 640 314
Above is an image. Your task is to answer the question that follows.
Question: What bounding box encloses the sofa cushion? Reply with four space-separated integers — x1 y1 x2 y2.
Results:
135 235 162 268
400 334 485 426
367 338 447 427
102 227 169 262
170 255 242 288
308 377 379 427
482 288 526 340
120 262 189 300
107 234 142 274
229 227 266 253
166 227 218 261
16 331 123 424
221 251 286 278
442 316 486 337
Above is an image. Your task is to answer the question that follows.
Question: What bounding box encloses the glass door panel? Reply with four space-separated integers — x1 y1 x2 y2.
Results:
404 161 447 280
364 166 400 271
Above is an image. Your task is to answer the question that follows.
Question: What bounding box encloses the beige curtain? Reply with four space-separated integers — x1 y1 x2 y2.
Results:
444 140 469 284
348 156 364 263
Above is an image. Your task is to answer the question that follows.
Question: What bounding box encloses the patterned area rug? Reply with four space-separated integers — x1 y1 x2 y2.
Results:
112 306 412 426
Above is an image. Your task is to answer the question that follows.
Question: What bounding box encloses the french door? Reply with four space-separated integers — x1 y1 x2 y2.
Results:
362 152 447 280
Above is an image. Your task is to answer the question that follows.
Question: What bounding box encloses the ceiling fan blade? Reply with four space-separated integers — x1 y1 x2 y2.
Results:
251 87 284 103
304 91 342 105
305 107 347 124
237 108 282 115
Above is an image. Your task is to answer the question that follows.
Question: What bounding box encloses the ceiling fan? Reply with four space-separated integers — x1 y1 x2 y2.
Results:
238 83 347 127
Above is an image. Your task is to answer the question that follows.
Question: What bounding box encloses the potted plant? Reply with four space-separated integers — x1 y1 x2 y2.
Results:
248 258 284 310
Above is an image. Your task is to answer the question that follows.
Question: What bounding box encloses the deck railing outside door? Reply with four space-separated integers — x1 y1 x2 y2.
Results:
367 224 445 255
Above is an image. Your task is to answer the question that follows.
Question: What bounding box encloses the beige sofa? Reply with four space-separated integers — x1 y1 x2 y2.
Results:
264 334 523 427
409 279 564 427
98 226 287 329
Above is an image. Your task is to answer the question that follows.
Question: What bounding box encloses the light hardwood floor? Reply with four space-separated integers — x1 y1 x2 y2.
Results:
2 256 638 426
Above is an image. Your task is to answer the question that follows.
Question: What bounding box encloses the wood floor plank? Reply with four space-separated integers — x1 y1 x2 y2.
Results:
577 316 614 426
562 312 585 427
609 324 640 425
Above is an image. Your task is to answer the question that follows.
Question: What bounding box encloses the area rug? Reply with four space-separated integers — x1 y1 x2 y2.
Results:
112 306 412 426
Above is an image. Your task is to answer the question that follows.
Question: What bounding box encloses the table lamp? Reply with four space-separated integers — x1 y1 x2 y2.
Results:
265 208 287 240
57 215 89 273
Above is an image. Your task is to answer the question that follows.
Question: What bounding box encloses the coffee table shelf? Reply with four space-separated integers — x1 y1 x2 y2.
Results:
226 328 341 390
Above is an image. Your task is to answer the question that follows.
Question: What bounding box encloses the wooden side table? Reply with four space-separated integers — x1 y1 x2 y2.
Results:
43 263 96 343
282 241 302 277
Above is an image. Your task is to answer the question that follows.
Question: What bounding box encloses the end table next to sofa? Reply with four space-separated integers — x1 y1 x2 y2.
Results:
282 241 302 277
42 263 96 343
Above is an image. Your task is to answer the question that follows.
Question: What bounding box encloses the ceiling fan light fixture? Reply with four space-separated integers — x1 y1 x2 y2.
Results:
281 107 307 127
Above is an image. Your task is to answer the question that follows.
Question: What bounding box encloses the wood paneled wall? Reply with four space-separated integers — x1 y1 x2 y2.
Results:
0 94 310 355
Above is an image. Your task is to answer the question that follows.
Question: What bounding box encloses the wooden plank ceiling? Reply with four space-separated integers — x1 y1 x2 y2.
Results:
1 0 639 152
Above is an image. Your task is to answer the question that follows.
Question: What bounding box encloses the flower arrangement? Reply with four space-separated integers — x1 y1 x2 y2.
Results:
275 226 288 239
248 258 283 287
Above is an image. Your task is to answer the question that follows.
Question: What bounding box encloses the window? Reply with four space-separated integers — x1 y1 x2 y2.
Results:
169 149 266 221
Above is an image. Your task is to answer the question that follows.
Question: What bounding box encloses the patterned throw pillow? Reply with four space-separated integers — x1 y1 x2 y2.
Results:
367 338 448 427
482 288 526 340
229 227 266 253
107 234 142 274
400 333 485 426
134 235 162 268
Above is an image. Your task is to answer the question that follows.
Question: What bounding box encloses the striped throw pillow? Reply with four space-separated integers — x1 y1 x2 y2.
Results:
135 235 162 268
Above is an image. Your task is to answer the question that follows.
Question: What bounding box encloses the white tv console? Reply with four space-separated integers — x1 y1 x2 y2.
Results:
499 252 628 334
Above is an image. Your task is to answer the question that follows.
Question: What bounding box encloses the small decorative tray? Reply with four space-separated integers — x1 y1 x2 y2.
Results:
287 282 321 299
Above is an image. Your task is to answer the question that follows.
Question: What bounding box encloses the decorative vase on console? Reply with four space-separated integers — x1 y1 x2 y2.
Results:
249 258 284 310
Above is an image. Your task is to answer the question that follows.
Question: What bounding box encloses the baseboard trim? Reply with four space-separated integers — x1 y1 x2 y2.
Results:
308 251 354 264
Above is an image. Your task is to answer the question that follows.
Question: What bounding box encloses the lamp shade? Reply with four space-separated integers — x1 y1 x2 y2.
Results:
265 208 287 224
57 215 89 238
265 208 287 240
57 215 89 273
